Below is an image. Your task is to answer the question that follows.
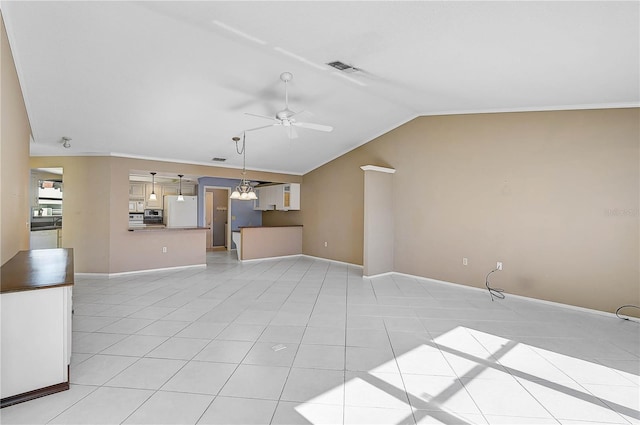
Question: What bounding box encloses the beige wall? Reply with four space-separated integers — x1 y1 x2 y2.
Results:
1 13 31 265
241 226 302 261
297 109 639 313
30 155 301 273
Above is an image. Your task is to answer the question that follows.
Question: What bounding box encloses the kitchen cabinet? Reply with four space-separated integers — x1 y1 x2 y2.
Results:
128 200 145 213
1 249 73 408
253 183 300 211
163 184 179 196
279 183 300 211
129 183 145 199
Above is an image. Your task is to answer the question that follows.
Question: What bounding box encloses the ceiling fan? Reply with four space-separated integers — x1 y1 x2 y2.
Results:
245 72 333 139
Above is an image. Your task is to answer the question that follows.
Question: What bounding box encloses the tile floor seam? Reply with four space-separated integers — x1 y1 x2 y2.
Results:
268 258 333 425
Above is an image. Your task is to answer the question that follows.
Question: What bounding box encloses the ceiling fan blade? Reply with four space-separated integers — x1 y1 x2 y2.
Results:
293 122 333 132
245 112 275 121
245 124 276 132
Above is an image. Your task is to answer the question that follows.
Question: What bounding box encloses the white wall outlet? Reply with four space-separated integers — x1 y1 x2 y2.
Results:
162 246 167 253
497 261 503 271
463 257 468 266
324 241 328 247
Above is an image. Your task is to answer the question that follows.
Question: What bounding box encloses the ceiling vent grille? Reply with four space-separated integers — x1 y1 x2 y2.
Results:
327 61 359 73
211 157 227 162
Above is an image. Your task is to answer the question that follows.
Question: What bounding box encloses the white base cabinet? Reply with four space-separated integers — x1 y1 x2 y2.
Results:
1 286 72 401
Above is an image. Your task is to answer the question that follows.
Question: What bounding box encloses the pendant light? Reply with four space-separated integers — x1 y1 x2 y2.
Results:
149 172 157 201
177 174 184 202
230 133 258 201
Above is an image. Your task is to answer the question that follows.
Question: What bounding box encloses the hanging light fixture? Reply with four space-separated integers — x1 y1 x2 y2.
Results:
149 172 157 201
230 133 258 201
177 174 184 202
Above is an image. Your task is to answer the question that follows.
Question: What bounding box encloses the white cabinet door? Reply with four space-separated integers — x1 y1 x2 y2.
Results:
282 183 300 210
129 183 145 198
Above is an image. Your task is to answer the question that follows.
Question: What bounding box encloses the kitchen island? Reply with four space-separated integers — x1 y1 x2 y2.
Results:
1 249 73 408
235 226 302 261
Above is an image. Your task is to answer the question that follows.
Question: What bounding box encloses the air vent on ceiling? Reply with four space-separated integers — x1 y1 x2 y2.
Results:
212 157 227 162
327 61 359 73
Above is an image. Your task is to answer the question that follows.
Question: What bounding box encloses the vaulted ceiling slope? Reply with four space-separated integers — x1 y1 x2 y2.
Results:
2 1 638 175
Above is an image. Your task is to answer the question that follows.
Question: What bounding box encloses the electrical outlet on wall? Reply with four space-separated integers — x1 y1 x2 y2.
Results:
324 241 328 247
162 247 167 253
463 257 468 266
497 261 503 271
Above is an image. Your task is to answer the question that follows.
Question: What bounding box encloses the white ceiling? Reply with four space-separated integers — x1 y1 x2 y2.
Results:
2 1 638 175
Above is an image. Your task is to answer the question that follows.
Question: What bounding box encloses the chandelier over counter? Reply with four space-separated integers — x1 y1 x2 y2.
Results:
230 133 257 201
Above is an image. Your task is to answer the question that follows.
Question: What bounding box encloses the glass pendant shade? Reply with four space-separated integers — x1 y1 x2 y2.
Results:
149 192 157 201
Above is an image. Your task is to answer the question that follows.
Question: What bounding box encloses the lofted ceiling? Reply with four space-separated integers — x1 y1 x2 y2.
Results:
2 1 638 175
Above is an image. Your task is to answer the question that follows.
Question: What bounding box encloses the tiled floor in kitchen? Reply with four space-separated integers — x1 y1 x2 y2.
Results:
1 251 638 424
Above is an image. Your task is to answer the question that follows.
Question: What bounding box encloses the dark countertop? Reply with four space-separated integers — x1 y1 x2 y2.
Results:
1 248 74 294
128 226 208 232
238 225 303 229
30 226 62 231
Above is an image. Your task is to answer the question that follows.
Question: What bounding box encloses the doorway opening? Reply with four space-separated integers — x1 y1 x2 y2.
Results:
204 187 231 251
30 167 64 249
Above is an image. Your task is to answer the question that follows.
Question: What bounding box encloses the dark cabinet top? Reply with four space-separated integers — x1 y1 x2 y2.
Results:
1 248 74 294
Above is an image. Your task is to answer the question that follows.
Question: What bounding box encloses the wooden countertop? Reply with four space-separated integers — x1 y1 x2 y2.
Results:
1 248 74 294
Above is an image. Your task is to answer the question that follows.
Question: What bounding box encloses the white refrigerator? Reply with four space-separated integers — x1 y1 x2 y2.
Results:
163 195 197 227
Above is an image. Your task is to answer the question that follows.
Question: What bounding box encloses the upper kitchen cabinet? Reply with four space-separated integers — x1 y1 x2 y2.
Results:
129 183 145 199
254 183 300 211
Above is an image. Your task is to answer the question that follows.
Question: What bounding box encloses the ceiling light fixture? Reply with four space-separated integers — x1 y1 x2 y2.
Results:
230 133 257 201
61 137 72 148
149 172 157 201
177 174 184 202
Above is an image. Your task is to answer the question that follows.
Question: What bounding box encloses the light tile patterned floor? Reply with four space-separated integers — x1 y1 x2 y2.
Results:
1 252 638 424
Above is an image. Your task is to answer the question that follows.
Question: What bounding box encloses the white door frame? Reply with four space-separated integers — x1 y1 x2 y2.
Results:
202 185 231 251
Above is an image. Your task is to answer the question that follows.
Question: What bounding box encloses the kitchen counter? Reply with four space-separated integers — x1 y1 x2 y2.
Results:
30 225 62 231
1 249 73 407
1 248 73 293
238 225 303 228
128 226 208 232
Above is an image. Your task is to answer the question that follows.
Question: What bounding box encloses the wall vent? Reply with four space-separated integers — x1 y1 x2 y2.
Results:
327 61 359 73
211 157 227 162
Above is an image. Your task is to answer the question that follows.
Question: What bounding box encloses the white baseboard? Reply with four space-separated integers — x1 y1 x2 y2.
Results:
240 254 303 263
300 254 363 268
390 271 619 319
363 271 395 279
75 263 206 279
